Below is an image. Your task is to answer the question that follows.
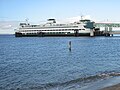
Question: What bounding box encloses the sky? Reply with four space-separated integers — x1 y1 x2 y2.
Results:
0 0 120 34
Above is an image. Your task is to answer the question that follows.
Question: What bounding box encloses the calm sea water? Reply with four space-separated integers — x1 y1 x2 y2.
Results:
0 35 120 90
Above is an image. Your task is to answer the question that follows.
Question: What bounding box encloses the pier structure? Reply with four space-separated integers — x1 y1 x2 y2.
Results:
95 22 120 36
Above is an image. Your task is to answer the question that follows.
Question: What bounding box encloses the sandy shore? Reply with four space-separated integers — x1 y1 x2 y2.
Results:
101 83 120 90
76 76 120 90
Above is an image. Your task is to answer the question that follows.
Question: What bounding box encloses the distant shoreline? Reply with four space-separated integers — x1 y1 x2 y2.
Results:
0 34 14 35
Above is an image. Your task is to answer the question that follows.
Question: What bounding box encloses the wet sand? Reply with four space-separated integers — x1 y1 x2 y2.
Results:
76 76 120 90
101 83 120 90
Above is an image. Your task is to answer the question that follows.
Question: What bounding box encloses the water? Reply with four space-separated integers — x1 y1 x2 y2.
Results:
0 35 120 90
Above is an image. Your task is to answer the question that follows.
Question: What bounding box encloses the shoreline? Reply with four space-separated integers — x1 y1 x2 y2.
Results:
77 76 120 90
101 83 120 90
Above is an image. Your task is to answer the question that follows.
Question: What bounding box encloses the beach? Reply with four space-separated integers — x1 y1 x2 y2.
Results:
101 83 120 90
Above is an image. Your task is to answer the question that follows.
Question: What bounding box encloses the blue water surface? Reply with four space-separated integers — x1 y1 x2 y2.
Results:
0 35 120 90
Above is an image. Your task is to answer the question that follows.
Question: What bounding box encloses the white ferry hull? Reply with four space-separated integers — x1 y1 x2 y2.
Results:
15 30 91 37
15 18 97 37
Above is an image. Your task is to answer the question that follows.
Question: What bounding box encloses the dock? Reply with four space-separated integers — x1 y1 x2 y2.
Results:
95 22 120 36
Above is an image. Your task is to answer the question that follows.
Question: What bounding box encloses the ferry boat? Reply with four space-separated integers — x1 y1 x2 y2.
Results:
15 18 95 37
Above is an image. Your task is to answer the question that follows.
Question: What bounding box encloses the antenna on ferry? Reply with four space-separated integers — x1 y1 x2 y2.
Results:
80 12 83 20
25 18 29 25
81 15 83 20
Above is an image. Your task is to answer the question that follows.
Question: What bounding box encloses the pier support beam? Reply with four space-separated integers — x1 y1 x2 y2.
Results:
105 33 110 37
111 34 113 36
90 29 94 37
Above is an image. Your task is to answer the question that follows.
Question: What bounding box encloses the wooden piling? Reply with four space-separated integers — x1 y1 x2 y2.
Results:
69 41 71 51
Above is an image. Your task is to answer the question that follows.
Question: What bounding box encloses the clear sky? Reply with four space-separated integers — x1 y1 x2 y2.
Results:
0 0 120 34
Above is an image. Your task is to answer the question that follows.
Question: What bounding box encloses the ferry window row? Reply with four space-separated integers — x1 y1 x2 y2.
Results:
22 32 71 35
21 26 78 28
46 32 71 34
21 29 84 32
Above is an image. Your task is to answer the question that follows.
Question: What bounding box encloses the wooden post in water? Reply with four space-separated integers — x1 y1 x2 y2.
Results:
68 41 71 51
